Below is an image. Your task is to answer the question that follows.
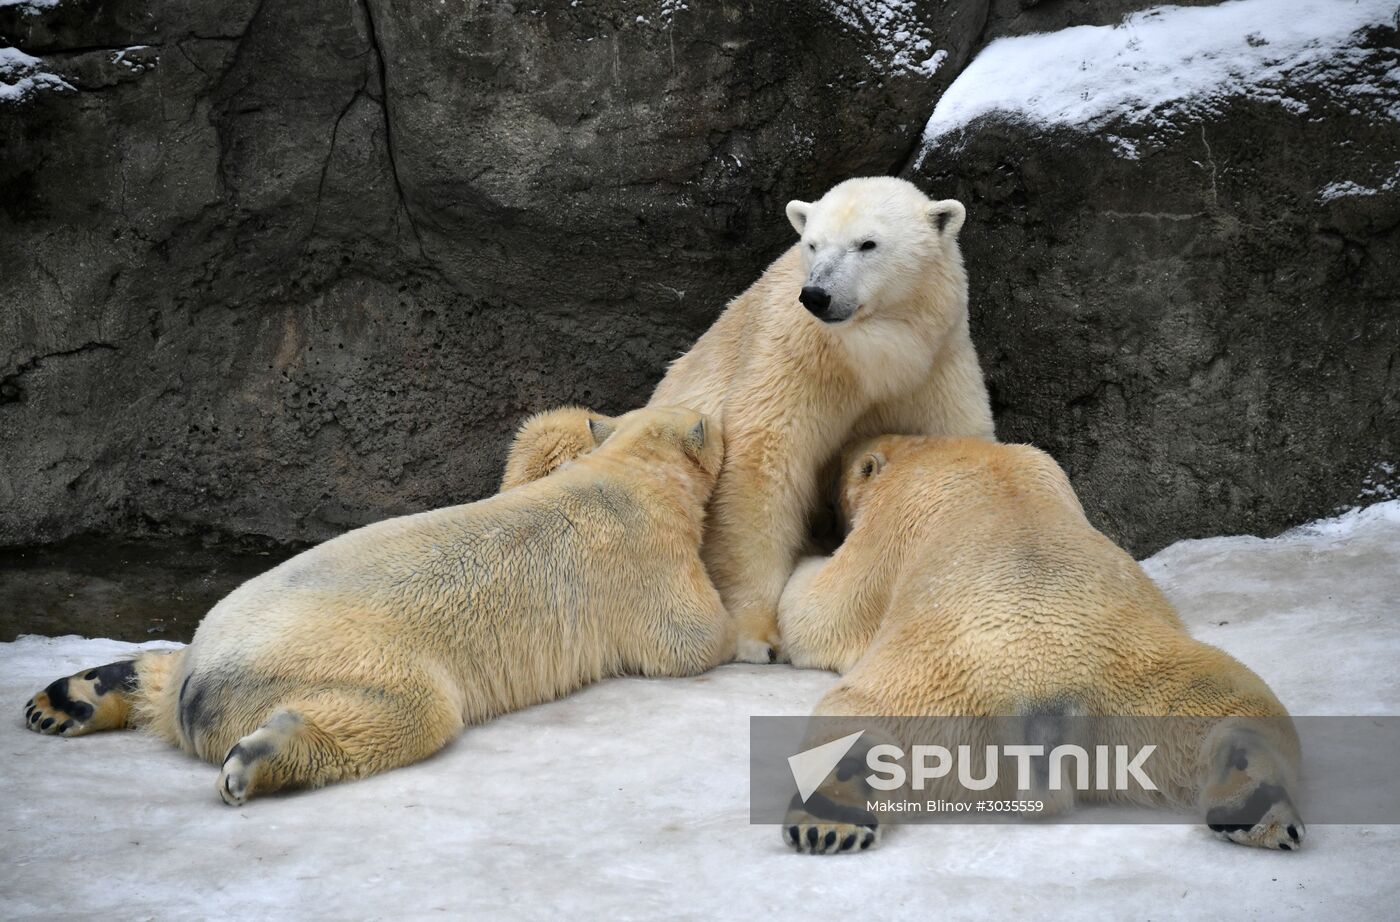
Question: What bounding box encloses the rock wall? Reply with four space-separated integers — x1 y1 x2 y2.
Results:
2 0 1396 557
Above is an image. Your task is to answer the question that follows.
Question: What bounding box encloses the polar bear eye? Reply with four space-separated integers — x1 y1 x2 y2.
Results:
807 243 816 251
860 459 876 477
859 240 877 251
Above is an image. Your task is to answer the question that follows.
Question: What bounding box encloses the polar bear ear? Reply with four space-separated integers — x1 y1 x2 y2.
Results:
927 199 966 238
856 451 886 480
785 200 812 235
587 417 615 447
681 417 708 458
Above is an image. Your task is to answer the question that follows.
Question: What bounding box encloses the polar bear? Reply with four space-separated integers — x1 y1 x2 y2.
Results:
777 436 1304 854
23 407 733 804
499 405 613 491
651 177 994 662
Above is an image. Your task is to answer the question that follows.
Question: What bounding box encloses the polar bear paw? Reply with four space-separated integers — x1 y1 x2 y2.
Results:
736 634 782 665
23 661 137 737
1207 785 1305 851
783 792 881 855
785 818 880 855
218 745 257 807
217 710 303 806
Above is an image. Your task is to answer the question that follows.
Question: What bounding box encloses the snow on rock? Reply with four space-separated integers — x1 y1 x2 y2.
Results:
920 0 1400 160
658 0 689 21
1 501 1398 918
110 46 155 72
824 1 948 78
0 46 39 70
1357 460 1400 503
1320 179 1383 202
0 44 73 104
1319 165 1400 203
0 0 60 11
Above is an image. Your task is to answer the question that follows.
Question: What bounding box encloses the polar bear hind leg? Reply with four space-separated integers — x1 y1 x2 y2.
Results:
1199 720 1304 850
1111 640 1305 851
25 650 183 738
781 683 891 855
217 684 462 806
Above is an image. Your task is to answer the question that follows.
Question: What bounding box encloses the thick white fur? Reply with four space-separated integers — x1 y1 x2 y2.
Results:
26 408 734 804
777 436 1304 854
651 177 994 661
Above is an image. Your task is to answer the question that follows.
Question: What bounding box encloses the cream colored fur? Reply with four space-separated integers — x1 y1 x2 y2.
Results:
651 177 994 662
500 405 614 492
25 407 733 804
778 436 1304 854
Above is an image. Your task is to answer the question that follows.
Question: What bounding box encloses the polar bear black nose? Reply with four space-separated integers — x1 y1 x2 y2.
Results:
799 286 831 315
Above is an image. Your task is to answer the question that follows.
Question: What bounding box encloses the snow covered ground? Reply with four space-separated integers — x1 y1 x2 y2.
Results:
1 501 1397 920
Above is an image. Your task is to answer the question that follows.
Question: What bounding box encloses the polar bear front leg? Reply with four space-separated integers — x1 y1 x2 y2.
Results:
779 550 892 673
727 587 790 664
705 436 819 663
626 575 737 675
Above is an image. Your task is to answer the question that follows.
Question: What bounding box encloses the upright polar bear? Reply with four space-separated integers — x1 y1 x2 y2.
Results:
652 177 994 662
24 407 733 804
778 436 1303 854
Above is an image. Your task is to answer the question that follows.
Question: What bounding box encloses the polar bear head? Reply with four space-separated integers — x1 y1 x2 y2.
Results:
501 405 615 491
785 177 965 324
837 434 1085 530
600 406 724 483
837 435 895 529
503 405 724 498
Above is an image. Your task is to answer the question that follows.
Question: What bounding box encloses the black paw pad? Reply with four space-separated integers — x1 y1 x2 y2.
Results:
1206 782 1289 832
41 678 93 721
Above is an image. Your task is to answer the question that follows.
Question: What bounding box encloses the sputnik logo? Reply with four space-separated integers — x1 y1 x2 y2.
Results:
787 731 865 803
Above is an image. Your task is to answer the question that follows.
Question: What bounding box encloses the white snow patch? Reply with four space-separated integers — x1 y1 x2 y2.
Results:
1319 163 1400 202
1 501 1398 917
1320 179 1381 201
824 1 949 78
0 0 59 11
1356 460 1400 503
0 46 41 71
1284 494 1400 540
920 0 1400 161
1143 499 1400 715
110 45 153 71
0 44 73 103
